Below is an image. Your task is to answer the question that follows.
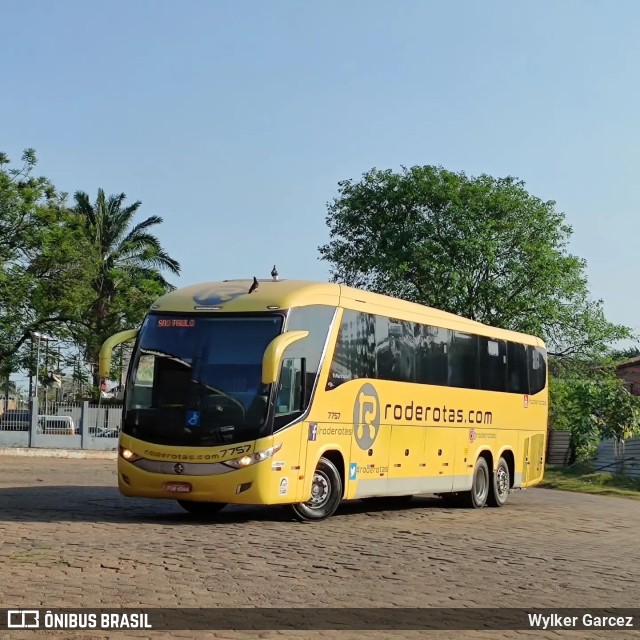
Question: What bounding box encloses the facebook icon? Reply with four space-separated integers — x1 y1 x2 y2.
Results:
308 423 318 441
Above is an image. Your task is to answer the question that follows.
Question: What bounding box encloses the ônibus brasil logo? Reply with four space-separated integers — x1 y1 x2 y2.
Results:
353 383 380 450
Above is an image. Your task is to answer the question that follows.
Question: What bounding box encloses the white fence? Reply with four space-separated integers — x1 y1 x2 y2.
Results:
0 399 121 450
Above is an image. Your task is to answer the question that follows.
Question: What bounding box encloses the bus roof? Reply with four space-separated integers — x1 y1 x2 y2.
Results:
152 279 545 347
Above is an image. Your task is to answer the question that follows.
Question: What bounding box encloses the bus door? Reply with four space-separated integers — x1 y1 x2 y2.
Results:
520 433 544 486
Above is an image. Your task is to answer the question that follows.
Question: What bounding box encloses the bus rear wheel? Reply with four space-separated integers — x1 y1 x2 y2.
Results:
177 500 227 516
291 457 342 521
488 457 510 507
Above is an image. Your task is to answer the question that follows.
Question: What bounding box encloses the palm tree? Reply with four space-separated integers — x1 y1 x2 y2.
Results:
73 189 181 388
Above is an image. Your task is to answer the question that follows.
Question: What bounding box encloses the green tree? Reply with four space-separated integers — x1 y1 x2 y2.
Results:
72 189 181 387
320 165 631 359
0 149 91 377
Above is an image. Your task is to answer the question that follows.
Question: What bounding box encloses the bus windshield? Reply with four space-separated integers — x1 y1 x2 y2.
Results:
123 314 284 446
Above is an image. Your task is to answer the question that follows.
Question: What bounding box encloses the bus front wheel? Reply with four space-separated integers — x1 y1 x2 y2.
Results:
177 500 227 516
291 457 342 521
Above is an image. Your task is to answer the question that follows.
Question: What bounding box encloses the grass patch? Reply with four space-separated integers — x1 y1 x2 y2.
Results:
540 462 640 499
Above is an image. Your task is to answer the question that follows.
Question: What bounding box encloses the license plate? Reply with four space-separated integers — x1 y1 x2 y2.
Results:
162 482 192 493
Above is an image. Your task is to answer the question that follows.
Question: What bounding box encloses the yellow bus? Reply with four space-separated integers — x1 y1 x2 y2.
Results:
99 276 548 521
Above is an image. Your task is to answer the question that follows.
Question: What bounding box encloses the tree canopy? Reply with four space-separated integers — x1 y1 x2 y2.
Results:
71 189 181 385
0 149 180 394
320 165 631 360
320 165 639 453
0 150 90 378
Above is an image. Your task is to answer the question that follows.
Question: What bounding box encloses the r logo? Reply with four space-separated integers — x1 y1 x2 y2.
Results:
353 383 380 450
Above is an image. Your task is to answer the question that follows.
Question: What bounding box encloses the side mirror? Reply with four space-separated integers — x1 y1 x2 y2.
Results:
261 330 309 384
99 329 139 379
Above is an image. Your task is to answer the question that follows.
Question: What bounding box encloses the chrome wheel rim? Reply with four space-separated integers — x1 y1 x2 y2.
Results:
496 466 509 499
306 470 331 510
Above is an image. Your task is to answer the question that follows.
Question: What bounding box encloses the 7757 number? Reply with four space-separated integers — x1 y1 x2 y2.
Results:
218 445 251 457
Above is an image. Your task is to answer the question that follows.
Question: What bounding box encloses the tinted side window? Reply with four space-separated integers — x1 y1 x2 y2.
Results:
528 346 547 395
479 337 507 392
375 316 394 381
327 310 375 389
449 332 478 389
375 318 416 382
395 319 417 382
286 305 336 407
416 325 449 386
507 342 529 394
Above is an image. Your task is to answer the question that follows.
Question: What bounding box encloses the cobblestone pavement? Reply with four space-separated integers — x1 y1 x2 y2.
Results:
0 456 638 640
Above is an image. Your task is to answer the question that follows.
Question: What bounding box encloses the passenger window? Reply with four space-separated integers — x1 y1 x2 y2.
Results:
448 331 479 389
375 316 394 381
327 310 375 389
507 342 529 394
375 317 415 382
479 337 507 392
528 346 547 395
416 325 449 386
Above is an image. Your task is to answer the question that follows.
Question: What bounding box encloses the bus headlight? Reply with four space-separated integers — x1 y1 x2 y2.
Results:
119 447 142 463
223 443 282 469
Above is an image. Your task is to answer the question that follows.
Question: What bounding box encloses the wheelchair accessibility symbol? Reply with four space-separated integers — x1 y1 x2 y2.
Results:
186 410 201 427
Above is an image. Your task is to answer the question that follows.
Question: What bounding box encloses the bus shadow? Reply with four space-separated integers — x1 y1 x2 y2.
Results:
0 485 454 525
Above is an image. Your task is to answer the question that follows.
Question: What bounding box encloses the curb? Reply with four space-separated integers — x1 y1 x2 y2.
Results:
0 447 117 460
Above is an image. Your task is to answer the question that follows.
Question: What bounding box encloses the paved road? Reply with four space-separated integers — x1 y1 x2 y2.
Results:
0 456 638 640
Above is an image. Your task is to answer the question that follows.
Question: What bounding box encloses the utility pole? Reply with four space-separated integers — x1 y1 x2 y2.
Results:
3 375 9 415
56 346 61 404
44 339 50 412
28 339 34 399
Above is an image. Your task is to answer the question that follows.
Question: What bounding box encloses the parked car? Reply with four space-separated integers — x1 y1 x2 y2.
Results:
38 415 76 435
0 409 31 431
89 425 120 438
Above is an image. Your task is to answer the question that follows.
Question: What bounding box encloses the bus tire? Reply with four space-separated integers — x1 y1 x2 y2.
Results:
290 457 342 521
177 500 227 516
464 456 490 508
488 457 510 507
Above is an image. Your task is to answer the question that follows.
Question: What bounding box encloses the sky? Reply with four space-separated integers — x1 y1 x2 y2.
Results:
1 0 639 346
